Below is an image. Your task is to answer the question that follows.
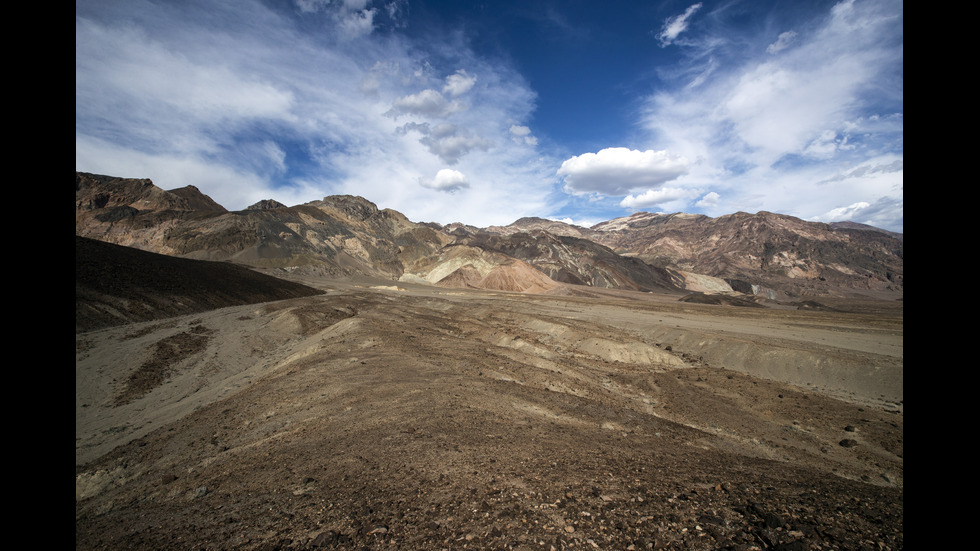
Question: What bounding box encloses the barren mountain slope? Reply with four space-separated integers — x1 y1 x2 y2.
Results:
589 211 903 298
484 217 593 238
75 172 454 277
76 236 325 333
77 262 902 550
77 171 903 301
454 230 684 293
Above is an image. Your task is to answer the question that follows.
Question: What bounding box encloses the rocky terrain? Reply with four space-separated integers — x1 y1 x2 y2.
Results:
76 245 902 550
75 171 902 300
76 171 902 550
585 212 902 299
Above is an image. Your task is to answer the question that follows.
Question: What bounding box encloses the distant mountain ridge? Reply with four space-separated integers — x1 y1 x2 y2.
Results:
75 171 902 299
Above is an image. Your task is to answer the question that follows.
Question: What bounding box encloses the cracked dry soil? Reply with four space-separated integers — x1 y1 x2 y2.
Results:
76 280 903 550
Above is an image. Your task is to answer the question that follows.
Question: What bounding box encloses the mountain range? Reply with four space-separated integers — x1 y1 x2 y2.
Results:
76 171 902 301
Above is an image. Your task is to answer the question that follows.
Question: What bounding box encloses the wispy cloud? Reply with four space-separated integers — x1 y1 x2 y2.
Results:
75 0 902 232
657 3 703 46
766 31 797 54
620 187 701 210
75 0 554 226
442 69 477 97
640 0 903 231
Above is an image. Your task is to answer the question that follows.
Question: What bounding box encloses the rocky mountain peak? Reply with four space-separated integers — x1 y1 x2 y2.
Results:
245 199 287 211
485 216 589 238
317 195 380 221
169 185 228 212
76 172 180 211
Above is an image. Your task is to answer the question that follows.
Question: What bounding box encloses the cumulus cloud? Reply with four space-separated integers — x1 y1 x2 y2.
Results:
396 122 492 164
657 3 702 46
557 148 690 195
509 125 538 146
387 70 478 119
387 89 462 119
695 191 720 208
383 68 500 164
419 125 493 165
443 69 477 97
620 187 699 209
420 168 470 192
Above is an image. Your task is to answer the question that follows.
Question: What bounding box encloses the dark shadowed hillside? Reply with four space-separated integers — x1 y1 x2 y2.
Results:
76 236 324 332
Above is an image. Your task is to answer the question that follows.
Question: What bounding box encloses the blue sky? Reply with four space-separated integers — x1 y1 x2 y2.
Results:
76 0 903 232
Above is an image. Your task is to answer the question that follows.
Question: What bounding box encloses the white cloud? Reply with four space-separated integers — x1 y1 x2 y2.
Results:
766 31 797 54
75 134 322 209
387 88 462 119
75 0 555 227
823 201 870 220
695 191 720 208
396 122 493 164
620 187 699 209
295 0 328 13
548 216 597 229
802 129 852 159
557 148 690 195
509 125 538 146
336 7 375 40
419 126 493 165
641 0 903 231
294 0 376 39
420 168 470 192
75 0 902 232
657 3 703 46
75 20 296 129
816 158 903 184
808 195 904 232
443 70 477 97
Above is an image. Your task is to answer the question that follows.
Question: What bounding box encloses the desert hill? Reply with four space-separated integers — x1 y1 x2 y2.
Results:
75 171 902 300
76 236 325 333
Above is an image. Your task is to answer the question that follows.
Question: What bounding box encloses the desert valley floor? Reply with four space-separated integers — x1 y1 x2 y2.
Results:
76 275 903 550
